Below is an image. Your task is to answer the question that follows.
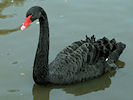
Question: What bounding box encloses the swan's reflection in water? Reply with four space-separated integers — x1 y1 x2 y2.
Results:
32 60 125 100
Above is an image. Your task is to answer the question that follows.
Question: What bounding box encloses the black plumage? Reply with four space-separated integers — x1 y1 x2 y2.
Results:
23 6 126 85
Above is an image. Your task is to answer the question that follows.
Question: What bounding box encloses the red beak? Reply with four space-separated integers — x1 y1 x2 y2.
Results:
21 15 32 30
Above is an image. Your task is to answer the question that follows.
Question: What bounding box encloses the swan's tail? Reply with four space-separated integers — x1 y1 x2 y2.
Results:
106 42 126 64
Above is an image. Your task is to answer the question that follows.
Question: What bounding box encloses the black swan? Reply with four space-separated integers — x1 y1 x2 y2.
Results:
21 6 126 85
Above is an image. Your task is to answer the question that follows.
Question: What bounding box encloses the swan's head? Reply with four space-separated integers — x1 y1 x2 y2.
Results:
21 6 43 30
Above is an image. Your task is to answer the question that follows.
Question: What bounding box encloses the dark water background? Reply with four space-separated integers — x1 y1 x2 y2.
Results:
0 0 132 100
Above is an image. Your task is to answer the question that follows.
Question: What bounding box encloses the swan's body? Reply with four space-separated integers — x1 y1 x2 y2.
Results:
21 6 126 85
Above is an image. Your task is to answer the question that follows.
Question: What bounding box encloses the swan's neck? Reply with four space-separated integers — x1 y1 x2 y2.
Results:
33 13 49 85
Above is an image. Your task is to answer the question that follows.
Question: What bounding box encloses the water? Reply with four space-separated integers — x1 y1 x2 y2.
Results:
0 0 132 100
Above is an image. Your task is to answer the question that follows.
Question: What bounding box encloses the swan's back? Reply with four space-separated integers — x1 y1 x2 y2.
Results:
48 36 126 84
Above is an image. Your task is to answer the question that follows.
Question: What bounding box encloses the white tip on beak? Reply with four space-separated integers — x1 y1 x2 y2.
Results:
21 25 26 31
